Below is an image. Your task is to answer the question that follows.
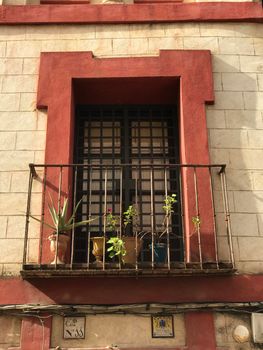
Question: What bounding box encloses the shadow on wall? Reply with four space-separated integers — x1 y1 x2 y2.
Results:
207 53 263 274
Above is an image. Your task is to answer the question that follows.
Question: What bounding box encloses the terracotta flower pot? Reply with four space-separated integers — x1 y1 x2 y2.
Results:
122 236 142 265
49 233 70 264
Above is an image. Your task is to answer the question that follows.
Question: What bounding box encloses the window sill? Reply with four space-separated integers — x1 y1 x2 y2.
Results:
40 0 90 4
134 0 182 3
21 262 235 279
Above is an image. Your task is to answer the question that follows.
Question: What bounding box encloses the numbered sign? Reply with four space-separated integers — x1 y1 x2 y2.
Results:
63 317 85 339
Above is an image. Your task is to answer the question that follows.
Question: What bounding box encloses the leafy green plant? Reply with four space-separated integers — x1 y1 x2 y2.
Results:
29 196 96 235
107 237 126 262
163 194 177 219
123 205 137 228
157 193 177 239
106 208 119 232
192 215 201 232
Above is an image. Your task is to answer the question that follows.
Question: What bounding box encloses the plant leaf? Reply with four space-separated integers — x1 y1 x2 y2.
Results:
29 215 55 230
66 198 83 226
66 217 98 230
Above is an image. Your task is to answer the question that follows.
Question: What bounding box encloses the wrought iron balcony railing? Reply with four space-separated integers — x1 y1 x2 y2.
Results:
21 163 235 278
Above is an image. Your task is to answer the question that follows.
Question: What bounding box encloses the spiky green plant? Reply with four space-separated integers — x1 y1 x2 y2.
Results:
29 196 96 235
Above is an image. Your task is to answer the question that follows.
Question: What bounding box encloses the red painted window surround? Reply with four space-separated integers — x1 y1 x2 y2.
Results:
0 2 262 24
37 50 216 263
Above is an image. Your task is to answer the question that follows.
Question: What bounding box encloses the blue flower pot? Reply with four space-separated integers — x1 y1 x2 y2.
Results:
149 243 167 263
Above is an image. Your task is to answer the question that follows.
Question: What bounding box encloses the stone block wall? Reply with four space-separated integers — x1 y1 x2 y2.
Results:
0 22 262 275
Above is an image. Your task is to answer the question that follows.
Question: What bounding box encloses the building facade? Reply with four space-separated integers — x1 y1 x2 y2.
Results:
0 0 262 349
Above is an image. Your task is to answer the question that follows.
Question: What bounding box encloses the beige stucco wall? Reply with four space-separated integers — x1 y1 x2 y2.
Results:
214 312 262 350
0 312 260 349
51 314 185 348
50 312 262 349
0 22 262 275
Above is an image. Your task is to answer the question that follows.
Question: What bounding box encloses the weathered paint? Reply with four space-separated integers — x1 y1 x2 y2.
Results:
0 2 262 24
1 275 263 305
185 312 217 350
15 312 218 350
20 316 52 350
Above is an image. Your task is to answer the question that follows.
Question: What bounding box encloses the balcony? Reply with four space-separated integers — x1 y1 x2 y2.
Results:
21 163 235 278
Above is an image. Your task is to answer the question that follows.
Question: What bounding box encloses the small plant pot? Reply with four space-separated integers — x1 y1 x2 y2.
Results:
49 233 70 264
91 237 105 267
123 236 142 265
149 243 167 264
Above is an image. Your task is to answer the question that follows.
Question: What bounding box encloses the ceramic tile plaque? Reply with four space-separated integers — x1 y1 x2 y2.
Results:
151 315 174 338
63 317 85 339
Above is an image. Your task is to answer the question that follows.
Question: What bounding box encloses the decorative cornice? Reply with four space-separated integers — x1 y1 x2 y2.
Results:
0 2 262 25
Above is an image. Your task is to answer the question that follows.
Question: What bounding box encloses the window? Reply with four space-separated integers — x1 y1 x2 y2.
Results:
22 51 235 277
73 105 183 265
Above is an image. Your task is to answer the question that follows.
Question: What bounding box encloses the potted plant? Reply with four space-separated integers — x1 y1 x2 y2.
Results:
106 205 142 266
122 205 142 265
149 193 177 264
91 208 115 267
30 196 96 264
107 236 126 264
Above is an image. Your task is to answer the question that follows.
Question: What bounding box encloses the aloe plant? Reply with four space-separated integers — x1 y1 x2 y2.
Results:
29 196 96 235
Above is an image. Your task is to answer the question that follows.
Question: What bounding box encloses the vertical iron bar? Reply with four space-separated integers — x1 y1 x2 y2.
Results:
135 166 139 271
209 167 219 269
103 168 108 271
193 167 203 268
70 166 78 269
119 166 123 270
221 170 235 268
149 119 156 232
112 119 115 214
54 166 63 269
23 167 34 266
179 166 187 269
164 168 170 270
39 166 47 265
138 120 143 233
150 167 155 269
119 166 123 239
87 166 93 270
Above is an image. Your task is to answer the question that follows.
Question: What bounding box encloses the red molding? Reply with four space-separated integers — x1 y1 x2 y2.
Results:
20 316 52 350
41 0 90 4
1 275 263 304
185 312 217 350
37 50 216 263
0 2 262 24
134 0 182 4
